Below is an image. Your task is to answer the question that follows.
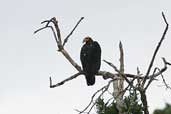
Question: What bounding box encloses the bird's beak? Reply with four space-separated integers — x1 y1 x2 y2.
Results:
82 38 86 43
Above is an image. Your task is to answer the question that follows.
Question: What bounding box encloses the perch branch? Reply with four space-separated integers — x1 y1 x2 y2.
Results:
49 69 163 88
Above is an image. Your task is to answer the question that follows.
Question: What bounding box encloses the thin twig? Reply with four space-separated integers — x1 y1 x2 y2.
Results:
34 26 59 45
161 73 171 90
34 17 56 34
34 26 48 34
162 12 168 25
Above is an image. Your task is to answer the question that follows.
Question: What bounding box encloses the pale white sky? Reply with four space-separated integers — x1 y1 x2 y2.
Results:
1 0 171 114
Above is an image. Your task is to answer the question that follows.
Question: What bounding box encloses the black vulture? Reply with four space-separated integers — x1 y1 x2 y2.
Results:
80 37 101 86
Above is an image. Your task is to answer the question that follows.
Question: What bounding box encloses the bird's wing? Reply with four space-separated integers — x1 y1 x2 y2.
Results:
91 41 101 72
92 41 101 61
80 44 89 71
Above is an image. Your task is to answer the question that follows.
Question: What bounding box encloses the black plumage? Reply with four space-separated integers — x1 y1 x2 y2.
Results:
80 37 101 86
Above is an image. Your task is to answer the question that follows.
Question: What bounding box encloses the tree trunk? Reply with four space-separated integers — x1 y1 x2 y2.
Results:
140 90 149 114
113 42 126 114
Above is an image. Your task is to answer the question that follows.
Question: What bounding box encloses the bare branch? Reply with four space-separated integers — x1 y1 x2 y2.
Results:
103 59 136 89
60 49 82 71
50 72 83 88
34 25 59 45
140 26 170 114
103 58 165 95
34 17 56 33
144 68 159 90
34 26 48 34
48 66 153 88
162 12 169 25
35 17 82 72
143 12 169 86
41 18 55 26
63 17 84 47
145 58 170 90
103 59 120 72
162 57 171 65
51 17 63 46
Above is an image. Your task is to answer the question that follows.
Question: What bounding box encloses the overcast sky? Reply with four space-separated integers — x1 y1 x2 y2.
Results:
1 0 171 114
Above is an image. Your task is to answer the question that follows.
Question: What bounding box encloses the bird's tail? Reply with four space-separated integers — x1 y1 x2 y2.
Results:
85 73 95 86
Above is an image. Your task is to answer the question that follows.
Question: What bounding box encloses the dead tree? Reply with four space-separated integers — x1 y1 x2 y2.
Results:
34 12 170 114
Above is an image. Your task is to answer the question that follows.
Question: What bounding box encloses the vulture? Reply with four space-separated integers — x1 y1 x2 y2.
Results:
80 37 101 86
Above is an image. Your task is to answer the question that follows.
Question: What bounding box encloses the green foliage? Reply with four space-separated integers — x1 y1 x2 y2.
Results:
123 89 143 114
96 98 118 114
153 103 171 114
96 89 143 114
